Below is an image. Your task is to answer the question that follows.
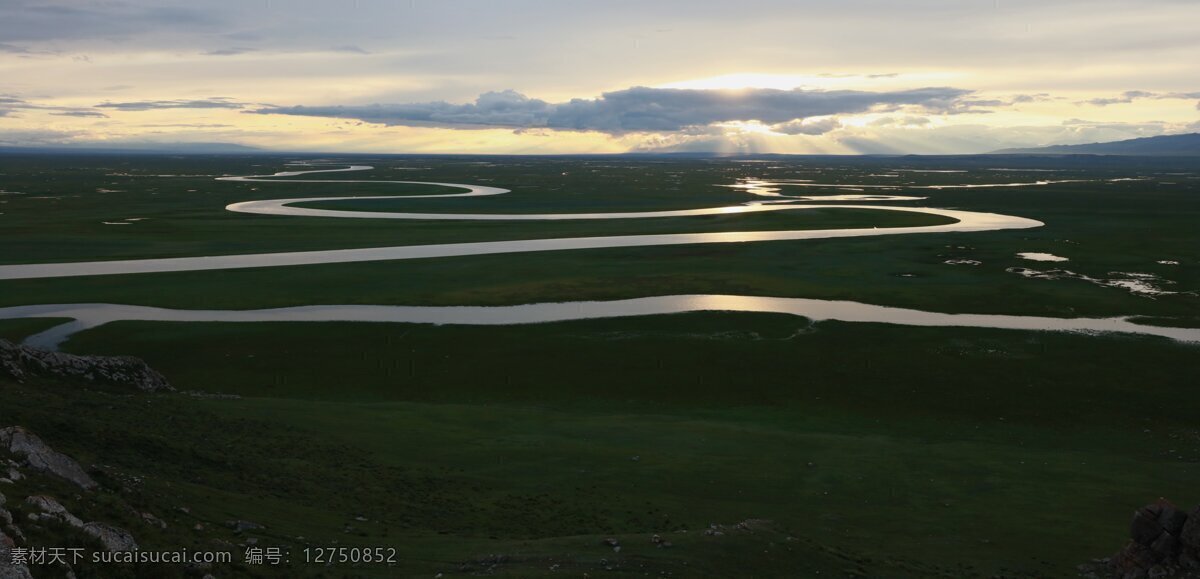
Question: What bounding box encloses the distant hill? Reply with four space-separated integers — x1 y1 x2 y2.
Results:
994 133 1200 156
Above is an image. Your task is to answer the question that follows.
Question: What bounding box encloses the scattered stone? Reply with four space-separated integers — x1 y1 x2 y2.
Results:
602 537 619 548
0 427 97 490
82 522 138 552
184 391 241 400
25 495 84 528
225 519 264 533
0 339 172 392
23 495 138 552
139 511 167 529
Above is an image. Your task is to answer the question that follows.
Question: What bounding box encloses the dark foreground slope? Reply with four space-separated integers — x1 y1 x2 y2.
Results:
4 313 1200 577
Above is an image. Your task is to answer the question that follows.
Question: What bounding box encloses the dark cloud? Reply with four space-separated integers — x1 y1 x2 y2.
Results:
204 47 257 56
51 110 108 118
1 95 36 117
770 117 842 135
0 42 33 54
0 95 101 117
0 2 222 43
95 98 246 111
252 86 979 134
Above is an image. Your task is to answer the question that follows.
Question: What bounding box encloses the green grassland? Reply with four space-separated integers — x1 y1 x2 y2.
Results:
2 153 1199 577
1 155 1196 322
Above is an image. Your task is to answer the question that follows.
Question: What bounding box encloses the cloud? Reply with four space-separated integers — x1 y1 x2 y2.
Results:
0 95 101 117
0 42 33 54
770 116 842 135
330 45 370 54
869 116 932 127
0 2 222 43
95 98 247 111
1081 90 1200 106
252 85 981 134
1010 93 1055 104
50 110 108 118
136 123 234 128
204 47 257 56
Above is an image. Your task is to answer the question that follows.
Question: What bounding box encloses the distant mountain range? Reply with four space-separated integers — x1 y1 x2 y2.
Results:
994 133 1200 156
3 134 1200 157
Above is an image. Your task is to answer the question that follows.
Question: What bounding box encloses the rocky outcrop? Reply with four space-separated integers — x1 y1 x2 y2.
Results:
0 339 172 393
0 427 97 490
0 429 141 578
25 495 137 552
1082 499 1200 578
0 492 32 579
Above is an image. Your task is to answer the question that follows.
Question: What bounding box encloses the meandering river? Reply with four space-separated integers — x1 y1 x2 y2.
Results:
2 164 1195 347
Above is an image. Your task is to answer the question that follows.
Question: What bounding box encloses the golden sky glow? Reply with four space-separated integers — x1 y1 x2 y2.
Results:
2 0 1198 154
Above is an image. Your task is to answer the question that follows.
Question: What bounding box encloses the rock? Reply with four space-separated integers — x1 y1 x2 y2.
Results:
1132 503 1168 546
0 339 172 393
139 511 167 529
1180 550 1200 570
25 495 84 528
1148 532 1178 560
1181 506 1200 552
0 560 33 579
1113 542 1156 573
1096 501 1200 578
82 522 138 552
1158 504 1188 536
0 427 97 490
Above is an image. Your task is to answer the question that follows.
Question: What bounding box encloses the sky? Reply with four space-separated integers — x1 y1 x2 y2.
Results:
1 0 1198 155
